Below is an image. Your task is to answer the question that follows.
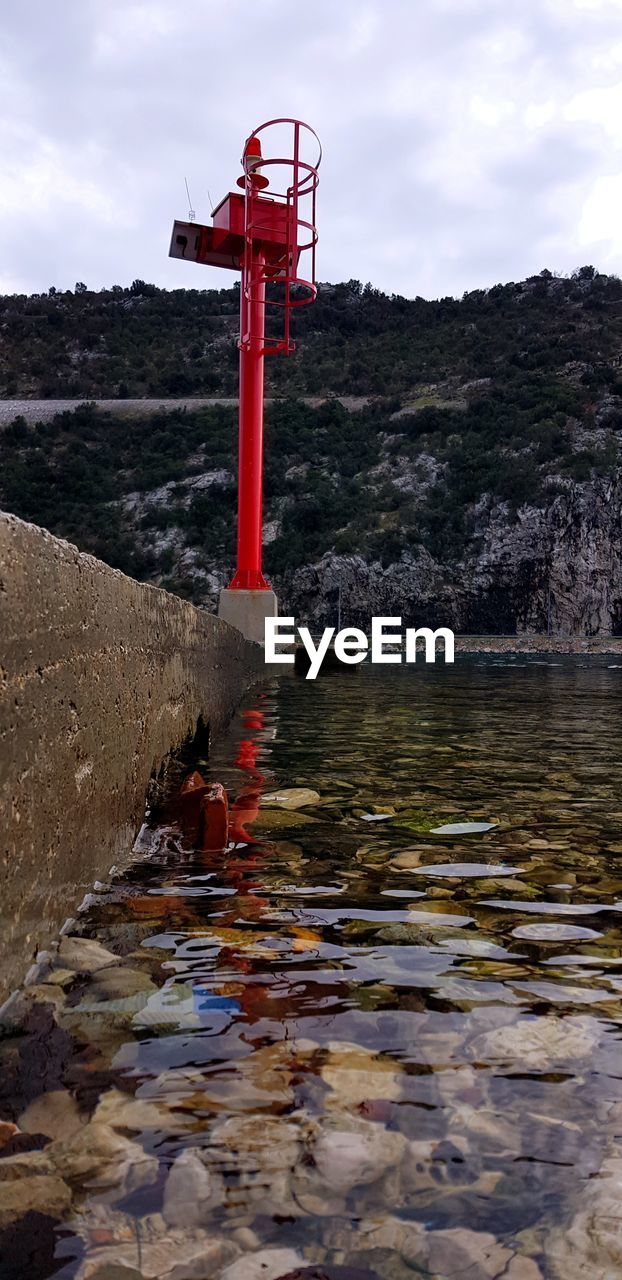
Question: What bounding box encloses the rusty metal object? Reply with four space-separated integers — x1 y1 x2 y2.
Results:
180 769 209 797
197 782 229 853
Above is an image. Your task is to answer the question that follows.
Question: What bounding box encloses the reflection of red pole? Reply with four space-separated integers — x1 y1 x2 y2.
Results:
229 709 266 843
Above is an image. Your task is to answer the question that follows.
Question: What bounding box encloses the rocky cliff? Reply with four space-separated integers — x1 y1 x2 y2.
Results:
280 470 622 636
1 268 621 635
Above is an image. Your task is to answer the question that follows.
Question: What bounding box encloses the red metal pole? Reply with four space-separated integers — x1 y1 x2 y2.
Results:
229 239 269 590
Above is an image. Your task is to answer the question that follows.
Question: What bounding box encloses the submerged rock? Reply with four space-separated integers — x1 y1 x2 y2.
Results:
85 1266 144 1280
162 1148 222 1227
57 937 118 974
321 1041 403 1109
220 1248 307 1280
206 1112 303 1172
76 1228 240 1280
341 1216 539 1279
10 982 67 1017
261 787 321 809
92 1087 191 1135
41 967 76 988
131 982 198 1033
511 923 603 942
0 1149 56 1182
343 1218 427 1267
19 1088 84 1141
504 1258 545 1278
430 821 498 834
87 966 158 1000
195 1038 317 1114
0 1172 72 1228
254 807 319 830
204 1112 305 1218
423 1226 515 1278
470 1015 599 1068
312 1121 408 1192
546 1152 622 1279
412 862 521 879
49 1122 158 1194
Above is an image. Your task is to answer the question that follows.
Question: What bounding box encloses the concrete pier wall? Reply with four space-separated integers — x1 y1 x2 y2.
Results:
0 512 263 1001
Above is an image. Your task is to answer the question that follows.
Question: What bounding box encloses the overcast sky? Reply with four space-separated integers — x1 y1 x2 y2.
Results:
1 0 621 300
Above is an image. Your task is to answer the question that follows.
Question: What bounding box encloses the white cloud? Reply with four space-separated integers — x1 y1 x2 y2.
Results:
579 173 622 261
0 0 621 297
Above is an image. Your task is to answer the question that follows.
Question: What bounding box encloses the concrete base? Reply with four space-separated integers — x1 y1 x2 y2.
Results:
218 588 278 645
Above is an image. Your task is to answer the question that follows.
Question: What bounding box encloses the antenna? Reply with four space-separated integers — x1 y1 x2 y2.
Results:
184 177 195 223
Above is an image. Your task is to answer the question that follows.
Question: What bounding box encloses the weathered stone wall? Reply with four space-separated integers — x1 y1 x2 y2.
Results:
0 512 263 1002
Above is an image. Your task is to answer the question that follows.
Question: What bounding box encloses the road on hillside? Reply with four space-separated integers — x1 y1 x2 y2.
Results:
0 396 371 425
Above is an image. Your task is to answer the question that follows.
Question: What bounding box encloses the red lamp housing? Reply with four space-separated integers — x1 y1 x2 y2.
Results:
169 118 320 591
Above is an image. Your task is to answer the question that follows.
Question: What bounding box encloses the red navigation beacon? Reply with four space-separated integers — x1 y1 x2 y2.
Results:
169 119 320 640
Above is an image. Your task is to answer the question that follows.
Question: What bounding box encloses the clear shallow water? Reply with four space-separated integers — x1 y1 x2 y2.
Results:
3 658 622 1280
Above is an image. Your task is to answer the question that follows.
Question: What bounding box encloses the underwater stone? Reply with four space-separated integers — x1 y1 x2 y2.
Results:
19 1088 84 1141
312 1121 408 1192
76 1230 239 1280
162 1149 222 1227
261 787 321 809
0 1172 72 1228
49 1122 158 1194
220 1248 307 1280
57 936 118 974
321 1041 403 1108
470 1015 599 1068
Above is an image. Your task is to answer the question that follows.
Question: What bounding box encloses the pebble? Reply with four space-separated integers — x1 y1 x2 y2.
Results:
389 850 427 870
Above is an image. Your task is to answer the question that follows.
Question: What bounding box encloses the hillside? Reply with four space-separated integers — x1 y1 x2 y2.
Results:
2 267 622 400
1 266 622 634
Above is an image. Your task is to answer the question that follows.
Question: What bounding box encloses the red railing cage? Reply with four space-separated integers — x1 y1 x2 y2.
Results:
239 118 321 356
